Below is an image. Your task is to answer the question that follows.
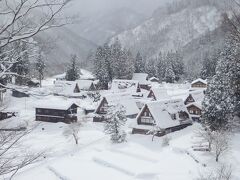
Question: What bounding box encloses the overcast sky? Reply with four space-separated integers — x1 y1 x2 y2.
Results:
67 0 171 16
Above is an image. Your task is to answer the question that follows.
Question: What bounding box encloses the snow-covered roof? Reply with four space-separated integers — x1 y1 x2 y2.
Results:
111 79 140 94
191 78 207 85
190 90 205 103
132 73 150 85
53 81 79 96
36 101 78 110
80 69 95 80
76 80 95 90
149 88 170 100
149 77 159 81
186 102 202 110
137 99 189 129
102 93 139 116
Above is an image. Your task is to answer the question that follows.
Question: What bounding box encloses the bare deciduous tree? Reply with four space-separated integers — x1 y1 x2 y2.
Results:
212 130 230 162
0 124 44 178
197 164 232 180
63 121 81 145
0 0 72 86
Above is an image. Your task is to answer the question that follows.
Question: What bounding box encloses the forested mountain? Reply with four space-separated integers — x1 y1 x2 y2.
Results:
111 0 229 78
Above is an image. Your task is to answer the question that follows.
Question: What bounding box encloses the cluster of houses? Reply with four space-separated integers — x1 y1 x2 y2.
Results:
1 71 208 137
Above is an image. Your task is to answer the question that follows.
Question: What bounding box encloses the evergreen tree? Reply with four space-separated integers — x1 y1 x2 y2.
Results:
156 52 166 82
164 52 175 83
35 51 46 87
134 51 145 73
65 54 80 81
104 104 127 143
110 38 122 79
145 57 157 78
94 46 110 89
200 51 219 79
11 41 30 85
172 51 184 81
202 33 238 130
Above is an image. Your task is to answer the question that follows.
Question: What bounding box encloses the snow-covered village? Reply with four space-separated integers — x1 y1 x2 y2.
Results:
0 0 240 180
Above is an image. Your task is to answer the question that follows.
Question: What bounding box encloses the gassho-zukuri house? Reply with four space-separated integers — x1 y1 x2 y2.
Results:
35 102 79 123
131 99 192 136
93 93 139 122
110 79 142 97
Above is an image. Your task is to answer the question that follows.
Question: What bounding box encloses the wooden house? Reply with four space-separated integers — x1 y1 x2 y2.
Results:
191 78 207 89
76 80 96 91
132 73 151 90
184 90 204 121
131 99 192 136
53 81 80 97
93 93 139 122
186 103 202 122
147 88 170 101
36 103 78 123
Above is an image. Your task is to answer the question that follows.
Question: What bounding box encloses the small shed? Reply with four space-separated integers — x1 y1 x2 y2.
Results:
36 102 78 123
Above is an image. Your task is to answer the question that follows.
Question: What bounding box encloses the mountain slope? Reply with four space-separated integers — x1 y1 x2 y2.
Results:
112 1 224 57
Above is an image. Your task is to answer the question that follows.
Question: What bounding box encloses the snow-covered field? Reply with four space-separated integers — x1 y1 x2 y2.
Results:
1 78 240 180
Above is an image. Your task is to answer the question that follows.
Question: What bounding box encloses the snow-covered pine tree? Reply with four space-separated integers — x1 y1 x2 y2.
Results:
134 51 145 73
200 50 219 79
110 38 122 79
164 52 175 83
11 41 30 85
35 51 46 87
171 51 184 81
94 46 111 89
145 57 157 78
65 54 80 81
202 32 237 130
104 104 127 143
156 52 166 82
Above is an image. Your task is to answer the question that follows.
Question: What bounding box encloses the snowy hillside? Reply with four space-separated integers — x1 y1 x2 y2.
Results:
112 1 223 57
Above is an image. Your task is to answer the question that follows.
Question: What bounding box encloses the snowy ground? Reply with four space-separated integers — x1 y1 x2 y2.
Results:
1 78 240 180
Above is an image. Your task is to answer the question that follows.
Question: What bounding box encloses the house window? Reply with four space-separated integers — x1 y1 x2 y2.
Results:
37 109 42 113
141 117 154 124
190 110 194 114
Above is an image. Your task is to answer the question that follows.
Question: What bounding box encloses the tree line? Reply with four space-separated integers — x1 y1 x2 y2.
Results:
93 39 185 89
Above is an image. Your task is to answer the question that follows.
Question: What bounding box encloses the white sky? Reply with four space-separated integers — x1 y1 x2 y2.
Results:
67 0 171 16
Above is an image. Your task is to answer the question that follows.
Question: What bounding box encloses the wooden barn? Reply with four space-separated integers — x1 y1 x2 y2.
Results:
132 73 151 90
93 93 139 122
147 88 170 101
131 99 192 136
191 78 207 89
36 103 78 123
76 80 96 91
